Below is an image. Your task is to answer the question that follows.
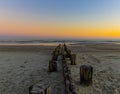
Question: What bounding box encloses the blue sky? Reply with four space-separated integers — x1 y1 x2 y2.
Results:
1 0 119 19
0 0 120 39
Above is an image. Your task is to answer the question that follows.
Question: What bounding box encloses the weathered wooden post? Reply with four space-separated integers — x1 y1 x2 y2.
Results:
64 43 67 51
70 54 76 65
80 65 93 86
52 51 58 60
66 49 71 58
49 60 57 72
29 84 51 94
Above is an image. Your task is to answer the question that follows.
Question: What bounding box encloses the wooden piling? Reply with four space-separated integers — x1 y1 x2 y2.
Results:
80 65 93 86
65 49 71 58
70 54 76 65
64 44 67 50
61 59 77 94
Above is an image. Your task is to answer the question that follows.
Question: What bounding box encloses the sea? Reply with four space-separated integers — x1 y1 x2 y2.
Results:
0 40 119 46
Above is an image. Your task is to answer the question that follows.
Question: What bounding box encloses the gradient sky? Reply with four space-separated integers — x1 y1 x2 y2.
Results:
0 0 120 40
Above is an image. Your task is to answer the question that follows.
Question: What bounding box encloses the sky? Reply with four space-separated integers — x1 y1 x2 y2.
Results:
0 0 120 40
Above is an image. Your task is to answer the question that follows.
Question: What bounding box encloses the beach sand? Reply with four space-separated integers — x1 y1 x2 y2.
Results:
69 43 120 94
0 44 120 94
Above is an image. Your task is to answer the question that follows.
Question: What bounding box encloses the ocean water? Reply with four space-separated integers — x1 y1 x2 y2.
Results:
0 42 76 46
0 40 118 46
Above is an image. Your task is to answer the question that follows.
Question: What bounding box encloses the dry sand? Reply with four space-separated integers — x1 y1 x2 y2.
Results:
0 45 64 94
0 44 120 94
69 43 120 94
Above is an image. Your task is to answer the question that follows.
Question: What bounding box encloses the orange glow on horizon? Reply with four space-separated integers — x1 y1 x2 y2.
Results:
0 21 120 39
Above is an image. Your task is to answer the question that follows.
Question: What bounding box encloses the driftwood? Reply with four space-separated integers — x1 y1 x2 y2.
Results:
49 60 57 72
70 54 76 65
80 65 93 86
29 84 51 94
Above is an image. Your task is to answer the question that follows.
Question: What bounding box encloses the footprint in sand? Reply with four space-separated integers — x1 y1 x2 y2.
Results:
24 61 28 64
20 65 25 68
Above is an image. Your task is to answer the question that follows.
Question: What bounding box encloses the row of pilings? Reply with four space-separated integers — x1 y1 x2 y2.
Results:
49 44 61 72
48 43 77 94
29 43 93 94
61 44 77 94
62 44 93 86
29 44 62 94
49 43 93 93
